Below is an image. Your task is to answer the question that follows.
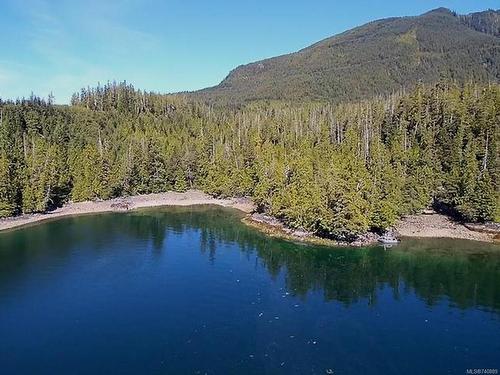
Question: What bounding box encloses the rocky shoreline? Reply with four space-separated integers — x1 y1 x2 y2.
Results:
1 192 498 246
244 213 381 247
245 211 500 247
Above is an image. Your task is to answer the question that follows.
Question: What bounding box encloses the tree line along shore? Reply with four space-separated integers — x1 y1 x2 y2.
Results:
0 81 499 243
0 191 252 233
0 191 496 245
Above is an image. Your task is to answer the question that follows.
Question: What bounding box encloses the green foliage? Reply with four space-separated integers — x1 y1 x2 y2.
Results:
0 154 16 217
22 138 68 213
1 81 499 240
70 144 108 202
474 171 497 222
173 169 188 192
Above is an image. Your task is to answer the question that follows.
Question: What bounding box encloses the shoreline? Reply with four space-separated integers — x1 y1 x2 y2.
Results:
0 191 498 246
0 190 254 233
243 214 380 247
394 213 498 243
245 212 499 246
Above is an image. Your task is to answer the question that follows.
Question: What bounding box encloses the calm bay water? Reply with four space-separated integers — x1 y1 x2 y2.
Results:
0 206 499 375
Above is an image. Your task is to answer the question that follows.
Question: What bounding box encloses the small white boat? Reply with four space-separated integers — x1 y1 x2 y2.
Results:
378 233 399 244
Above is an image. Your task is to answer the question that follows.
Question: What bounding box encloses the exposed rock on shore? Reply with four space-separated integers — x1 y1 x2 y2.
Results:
246 213 379 247
463 222 500 235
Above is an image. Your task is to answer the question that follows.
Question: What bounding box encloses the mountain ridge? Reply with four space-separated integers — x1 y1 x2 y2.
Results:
193 8 500 104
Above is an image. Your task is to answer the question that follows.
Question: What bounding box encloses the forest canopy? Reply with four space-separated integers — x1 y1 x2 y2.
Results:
0 81 499 241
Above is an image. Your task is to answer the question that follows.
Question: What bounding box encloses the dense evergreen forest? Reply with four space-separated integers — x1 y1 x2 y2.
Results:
0 81 498 241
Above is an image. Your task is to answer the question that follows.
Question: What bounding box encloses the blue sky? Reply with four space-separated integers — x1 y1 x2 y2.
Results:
0 0 498 103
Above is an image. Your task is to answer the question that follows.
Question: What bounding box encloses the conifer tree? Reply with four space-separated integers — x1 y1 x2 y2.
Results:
0 154 16 217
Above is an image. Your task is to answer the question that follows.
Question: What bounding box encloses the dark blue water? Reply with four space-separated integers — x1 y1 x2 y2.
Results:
0 206 499 374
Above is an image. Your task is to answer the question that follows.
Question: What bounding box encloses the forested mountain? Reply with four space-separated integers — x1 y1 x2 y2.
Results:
1 82 499 241
460 9 500 37
1 8 499 241
195 8 500 104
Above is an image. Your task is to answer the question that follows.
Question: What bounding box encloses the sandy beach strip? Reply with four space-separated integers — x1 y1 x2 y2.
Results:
1 192 498 245
0 190 255 233
394 213 497 243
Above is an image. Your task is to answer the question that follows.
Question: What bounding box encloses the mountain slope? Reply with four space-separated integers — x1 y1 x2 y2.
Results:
460 9 500 37
195 8 500 104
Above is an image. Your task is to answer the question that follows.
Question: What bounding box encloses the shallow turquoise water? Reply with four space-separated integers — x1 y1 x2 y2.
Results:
0 206 499 374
